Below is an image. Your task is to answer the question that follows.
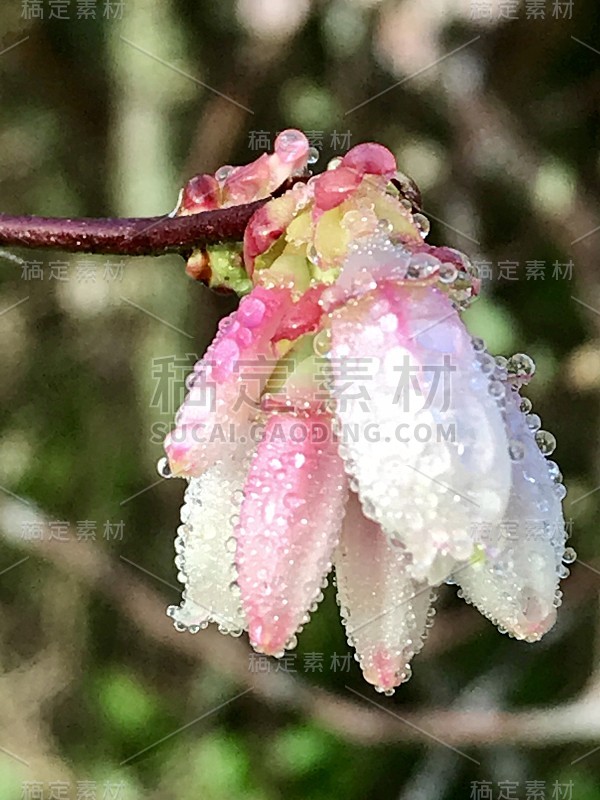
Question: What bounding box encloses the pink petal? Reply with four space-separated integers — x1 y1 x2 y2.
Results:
313 167 362 213
243 184 310 275
335 493 433 693
179 174 220 215
341 143 397 178
165 286 293 477
178 129 309 217
223 129 309 207
221 154 272 206
272 285 326 342
236 412 347 655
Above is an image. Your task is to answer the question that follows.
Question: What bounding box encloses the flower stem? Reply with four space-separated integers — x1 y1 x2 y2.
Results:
0 199 266 258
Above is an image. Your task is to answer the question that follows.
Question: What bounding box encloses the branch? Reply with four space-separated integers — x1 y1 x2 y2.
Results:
0 199 266 257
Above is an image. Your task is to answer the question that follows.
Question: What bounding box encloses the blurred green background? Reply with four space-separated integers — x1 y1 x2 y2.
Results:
0 1 599 798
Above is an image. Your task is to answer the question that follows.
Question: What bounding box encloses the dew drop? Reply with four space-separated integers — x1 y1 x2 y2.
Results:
554 483 567 500
157 457 172 478
313 328 332 356
488 380 505 399
215 165 234 183
412 212 430 238
478 353 496 375
507 353 536 379
508 440 525 461
276 129 307 151
546 460 562 483
519 397 533 414
439 263 458 284
526 413 542 432
535 430 556 456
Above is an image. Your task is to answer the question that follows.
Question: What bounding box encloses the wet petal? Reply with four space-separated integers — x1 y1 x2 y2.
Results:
328 281 512 583
179 174 220 214
165 286 293 477
222 129 309 207
179 129 309 215
313 167 362 213
455 381 568 642
243 184 311 276
167 457 248 634
335 493 433 693
236 412 347 655
341 143 397 178
273 285 326 342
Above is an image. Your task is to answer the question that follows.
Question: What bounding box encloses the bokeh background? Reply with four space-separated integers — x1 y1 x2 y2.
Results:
0 1 599 798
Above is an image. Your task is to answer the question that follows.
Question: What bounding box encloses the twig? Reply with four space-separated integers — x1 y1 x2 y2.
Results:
0 175 308 258
0 200 265 257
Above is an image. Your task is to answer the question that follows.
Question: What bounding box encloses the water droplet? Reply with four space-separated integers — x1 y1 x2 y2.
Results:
526 413 542 432
554 483 567 500
520 397 533 414
233 488 245 503
563 546 577 564
215 165 234 182
488 380 505 399
307 146 320 165
507 353 536 379
478 353 496 375
406 252 439 280
535 429 556 456
508 440 525 461
412 212 430 238
276 129 307 151
313 328 332 357
439 262 458 284
546 460 562 483
307 244 320 265
157 457 172 478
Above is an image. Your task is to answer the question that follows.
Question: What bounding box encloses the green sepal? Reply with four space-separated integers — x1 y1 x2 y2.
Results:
207 243 253 296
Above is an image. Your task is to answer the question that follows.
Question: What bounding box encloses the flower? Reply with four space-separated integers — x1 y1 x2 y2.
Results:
160 131 571 693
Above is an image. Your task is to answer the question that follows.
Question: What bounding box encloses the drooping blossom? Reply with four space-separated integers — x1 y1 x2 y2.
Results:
160 130 571 693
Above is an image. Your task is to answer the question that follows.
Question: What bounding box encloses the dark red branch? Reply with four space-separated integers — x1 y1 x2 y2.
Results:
0 198 267 257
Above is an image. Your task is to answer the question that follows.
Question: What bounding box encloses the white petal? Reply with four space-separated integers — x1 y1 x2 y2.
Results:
455 384 567 641
328 282 511 583
167 457 247 635
335 493 433 693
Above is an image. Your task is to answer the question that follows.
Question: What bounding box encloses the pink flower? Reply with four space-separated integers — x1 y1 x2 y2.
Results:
161 132 570 693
